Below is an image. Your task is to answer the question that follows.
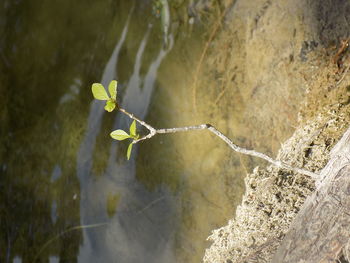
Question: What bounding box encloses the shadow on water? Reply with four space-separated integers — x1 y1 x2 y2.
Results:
0 0 243 262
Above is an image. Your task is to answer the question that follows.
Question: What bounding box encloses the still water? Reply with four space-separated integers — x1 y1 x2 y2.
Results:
0 1 244 262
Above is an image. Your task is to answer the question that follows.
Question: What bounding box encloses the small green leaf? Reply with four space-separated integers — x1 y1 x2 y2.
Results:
127 143 133 160
92 83 109 100
104 100 116 112
110 130 131 141
129 120 137 137
108 80 118 100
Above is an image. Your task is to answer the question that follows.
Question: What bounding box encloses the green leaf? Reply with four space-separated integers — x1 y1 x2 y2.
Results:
127 143 133 160
92 83 109 100
108 80 118 100
104 100 116 112
129 120 137 137
110 130 131 141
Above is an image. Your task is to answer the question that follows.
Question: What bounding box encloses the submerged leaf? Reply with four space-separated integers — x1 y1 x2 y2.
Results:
127 143 133 160
108 80 118 100
129 120 137 137
104 100 116 112
110 130 130 141
92 83 109 100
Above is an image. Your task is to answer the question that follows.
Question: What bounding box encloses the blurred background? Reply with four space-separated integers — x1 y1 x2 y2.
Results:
0 0 248 262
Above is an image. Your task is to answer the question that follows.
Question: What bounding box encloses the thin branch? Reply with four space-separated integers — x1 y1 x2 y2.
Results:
118 108 319 179
119 107 155 132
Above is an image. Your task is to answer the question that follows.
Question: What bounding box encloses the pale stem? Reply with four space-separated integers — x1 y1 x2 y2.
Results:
118 107 319 179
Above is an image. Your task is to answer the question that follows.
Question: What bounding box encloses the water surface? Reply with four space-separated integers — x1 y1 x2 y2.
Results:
0 1 244 262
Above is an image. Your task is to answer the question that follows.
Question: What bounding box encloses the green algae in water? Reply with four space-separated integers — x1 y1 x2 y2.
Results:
106 192 121 218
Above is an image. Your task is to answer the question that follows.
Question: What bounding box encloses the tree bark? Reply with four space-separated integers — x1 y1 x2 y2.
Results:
271 127 350 263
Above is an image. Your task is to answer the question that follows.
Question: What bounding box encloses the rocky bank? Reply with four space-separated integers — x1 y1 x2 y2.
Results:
200 0 350 261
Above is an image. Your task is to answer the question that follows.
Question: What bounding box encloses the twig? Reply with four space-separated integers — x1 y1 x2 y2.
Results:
118 107 319 179
336 62 350 86
191 0 236 112
34 222 108 262
333 38 350 66
119 107 155 132
214 85 227 105
136 196 165 215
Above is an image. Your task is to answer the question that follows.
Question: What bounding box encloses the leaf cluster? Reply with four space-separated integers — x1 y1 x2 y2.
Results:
92 80 118 112
92 80 139 160
110 120 139 160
